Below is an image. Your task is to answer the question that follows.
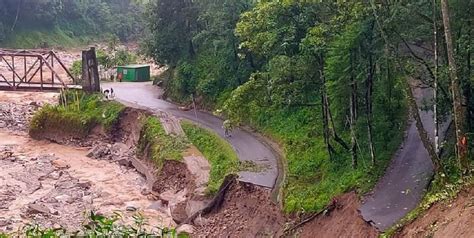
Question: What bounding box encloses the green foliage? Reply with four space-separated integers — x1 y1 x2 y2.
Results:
146 0 473 216
70 60 82 79
30 90 125 138
144 0 253 105
0 0 146 47
220 1 408 212
181 121 239 194
138 117 188 168
2 211 184 237
97 49 138 68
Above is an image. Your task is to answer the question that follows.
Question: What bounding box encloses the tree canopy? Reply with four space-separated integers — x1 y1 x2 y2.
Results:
0 0 145 44
144 0 473 212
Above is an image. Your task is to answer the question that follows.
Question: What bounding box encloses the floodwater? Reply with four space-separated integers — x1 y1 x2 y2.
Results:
0 131 175 232
0 90 175 233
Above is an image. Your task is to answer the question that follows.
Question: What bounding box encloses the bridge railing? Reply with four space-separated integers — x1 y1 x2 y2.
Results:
0 49 80 91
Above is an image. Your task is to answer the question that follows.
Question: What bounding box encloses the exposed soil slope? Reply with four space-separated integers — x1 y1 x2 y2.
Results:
297 192 379 238
197 180 285 237
396 185 474 238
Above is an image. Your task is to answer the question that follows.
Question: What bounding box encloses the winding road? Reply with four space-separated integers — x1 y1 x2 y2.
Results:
360 81 450 231
103 82 280 189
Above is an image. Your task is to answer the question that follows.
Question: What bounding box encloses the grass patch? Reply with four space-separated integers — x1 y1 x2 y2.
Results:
29 90 124 138
181 121 239 194
138 117 189 168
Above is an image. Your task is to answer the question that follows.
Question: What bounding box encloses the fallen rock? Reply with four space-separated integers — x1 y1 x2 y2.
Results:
27 203 51 215
171 202 188 224
140 187 151 196
126 206 138 212
54 195 73 204
118 158 132 167
51 159 70 169
77 181 92 190
0 217 11 227
193 216 210 226
177 224 195 235
0 151 13 160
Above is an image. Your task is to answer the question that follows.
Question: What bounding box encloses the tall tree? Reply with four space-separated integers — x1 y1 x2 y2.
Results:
440 0 469 172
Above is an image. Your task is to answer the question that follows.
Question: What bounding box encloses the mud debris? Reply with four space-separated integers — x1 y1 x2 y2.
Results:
0 103 39 132
86 142 134 161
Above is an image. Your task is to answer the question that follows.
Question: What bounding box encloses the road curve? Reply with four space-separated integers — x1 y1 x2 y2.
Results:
103 82 279 189
360 81 450 231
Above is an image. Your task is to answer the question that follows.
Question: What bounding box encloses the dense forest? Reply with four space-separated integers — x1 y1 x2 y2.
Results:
145 0 473 212
0 0 145 47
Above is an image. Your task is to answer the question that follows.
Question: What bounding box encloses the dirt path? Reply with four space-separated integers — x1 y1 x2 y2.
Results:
103 82 280 189
360 81 450 231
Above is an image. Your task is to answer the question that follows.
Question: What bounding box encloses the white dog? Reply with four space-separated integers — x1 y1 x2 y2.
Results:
103 88 115 100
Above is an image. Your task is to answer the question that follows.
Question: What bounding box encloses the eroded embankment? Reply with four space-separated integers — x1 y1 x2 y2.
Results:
293 192 379 238
395 185 474 238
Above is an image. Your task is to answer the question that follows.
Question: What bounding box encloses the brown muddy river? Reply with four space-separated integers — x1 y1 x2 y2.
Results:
0 91 175 233
0 131 175 232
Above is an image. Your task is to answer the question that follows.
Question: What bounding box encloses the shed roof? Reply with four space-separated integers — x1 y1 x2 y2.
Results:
117 64 150 69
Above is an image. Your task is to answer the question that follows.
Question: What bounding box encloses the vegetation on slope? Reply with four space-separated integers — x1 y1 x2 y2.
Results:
181 121 239 194
137 116 189 168
0 212 186 238
144 0 409 213
144 0 474 214
0 0 145 47
30 90 124 138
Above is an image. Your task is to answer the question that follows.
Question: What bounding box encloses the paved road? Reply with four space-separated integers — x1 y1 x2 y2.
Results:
360 81 450 231
103 82 279 188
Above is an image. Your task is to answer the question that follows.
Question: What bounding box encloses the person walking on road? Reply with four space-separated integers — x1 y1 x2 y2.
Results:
223 119 233 138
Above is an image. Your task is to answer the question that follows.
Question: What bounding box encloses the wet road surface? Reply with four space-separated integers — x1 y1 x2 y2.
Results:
360 81 450 231
103 82 279 188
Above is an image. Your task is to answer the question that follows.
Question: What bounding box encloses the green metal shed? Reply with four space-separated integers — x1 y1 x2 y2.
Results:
116 64 151 82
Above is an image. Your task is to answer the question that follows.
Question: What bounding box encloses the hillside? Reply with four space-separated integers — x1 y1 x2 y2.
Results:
144 0 473 217
0 0 145 48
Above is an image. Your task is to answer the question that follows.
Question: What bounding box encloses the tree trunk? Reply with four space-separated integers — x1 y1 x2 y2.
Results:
11 0 23 32
320 64 334 159
319 54 350 152
433 0 440 155
367 54 376 165
322 94 335 159
465 2 472 131
440 0 469 172
350 52 358 169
